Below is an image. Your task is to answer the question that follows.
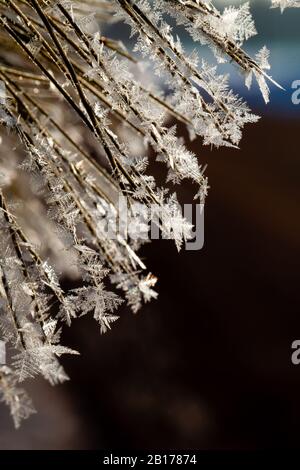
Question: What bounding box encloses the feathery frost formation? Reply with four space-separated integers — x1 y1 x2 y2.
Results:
271 0 300 12
0 0 286 426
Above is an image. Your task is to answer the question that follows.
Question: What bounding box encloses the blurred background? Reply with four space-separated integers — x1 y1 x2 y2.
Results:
0 0 300 449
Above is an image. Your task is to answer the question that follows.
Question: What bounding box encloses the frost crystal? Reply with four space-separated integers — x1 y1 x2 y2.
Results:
271 0 300 12
0 0 290 426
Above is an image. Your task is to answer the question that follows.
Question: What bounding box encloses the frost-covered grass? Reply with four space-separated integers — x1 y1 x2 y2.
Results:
0 0 297 428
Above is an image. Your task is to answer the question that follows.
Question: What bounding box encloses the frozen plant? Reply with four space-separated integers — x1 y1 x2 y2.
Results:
0 0 292 427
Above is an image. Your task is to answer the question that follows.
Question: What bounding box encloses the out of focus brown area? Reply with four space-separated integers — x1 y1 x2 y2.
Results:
0 117 299 449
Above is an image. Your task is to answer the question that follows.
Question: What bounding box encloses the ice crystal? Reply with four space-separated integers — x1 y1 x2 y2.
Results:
271 0 300 12
0 0 291 427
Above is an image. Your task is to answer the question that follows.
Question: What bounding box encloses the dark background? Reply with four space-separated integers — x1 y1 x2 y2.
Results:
0 1 299 450
1 116 299 450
